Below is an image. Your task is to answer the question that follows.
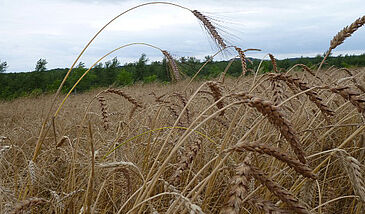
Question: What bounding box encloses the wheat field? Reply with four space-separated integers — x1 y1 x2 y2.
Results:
1 2 365 214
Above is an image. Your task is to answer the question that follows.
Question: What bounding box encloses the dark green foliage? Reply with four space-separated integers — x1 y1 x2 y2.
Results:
116 69 133 86
35 58 48 72
1 53 364 100
143 75 157 83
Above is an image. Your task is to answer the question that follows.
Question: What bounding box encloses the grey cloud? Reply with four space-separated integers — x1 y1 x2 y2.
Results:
1 0 365 72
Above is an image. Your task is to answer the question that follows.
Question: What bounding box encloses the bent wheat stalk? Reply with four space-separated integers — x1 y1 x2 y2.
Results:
33 1 220 162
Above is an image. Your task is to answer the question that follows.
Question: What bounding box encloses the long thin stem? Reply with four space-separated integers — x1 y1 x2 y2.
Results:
317 49 331 72
32 1 192 162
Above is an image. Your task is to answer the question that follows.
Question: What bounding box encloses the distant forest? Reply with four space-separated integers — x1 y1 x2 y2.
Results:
1 53 365 100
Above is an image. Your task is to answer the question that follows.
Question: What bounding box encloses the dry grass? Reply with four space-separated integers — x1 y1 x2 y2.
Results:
1 3 365 214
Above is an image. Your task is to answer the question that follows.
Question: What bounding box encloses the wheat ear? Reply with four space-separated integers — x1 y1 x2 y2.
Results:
105 88 143 118
220 153 252 214
249 165 310 214
319 15 365 71
340 152 365 203
250 198 290 214
56 135 70 148
97 95 109 130
162 50 181 82
329 86 365 115
28 160 37 185
235 47 247 76
271 78 285 105
269 54 279 73
105 89 143 108
171 139 202 186
297 64 323 82
206 81 225 116
234 93 307 164
272 74 334 117
341 68 365 93
192 10 226 49
229 141 316 179
330 15 365 50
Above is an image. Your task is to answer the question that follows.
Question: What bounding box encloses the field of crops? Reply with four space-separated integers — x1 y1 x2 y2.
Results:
1 2 365 214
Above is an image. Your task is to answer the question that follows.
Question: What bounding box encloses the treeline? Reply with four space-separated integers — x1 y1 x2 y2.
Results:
1 53 365 100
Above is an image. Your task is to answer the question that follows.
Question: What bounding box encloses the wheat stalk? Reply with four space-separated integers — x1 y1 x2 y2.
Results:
84 122 95 214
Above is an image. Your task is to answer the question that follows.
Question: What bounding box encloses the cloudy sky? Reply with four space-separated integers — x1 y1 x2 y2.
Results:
1 0 365 72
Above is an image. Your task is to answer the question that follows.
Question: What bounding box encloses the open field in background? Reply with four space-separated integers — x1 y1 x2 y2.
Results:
1 65 365 213
1 2 365 214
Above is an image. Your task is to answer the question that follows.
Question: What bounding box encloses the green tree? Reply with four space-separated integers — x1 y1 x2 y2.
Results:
135 54 148 81
111 57 120 68
35 58 48 72
102 57 120 85
0 60 8 73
